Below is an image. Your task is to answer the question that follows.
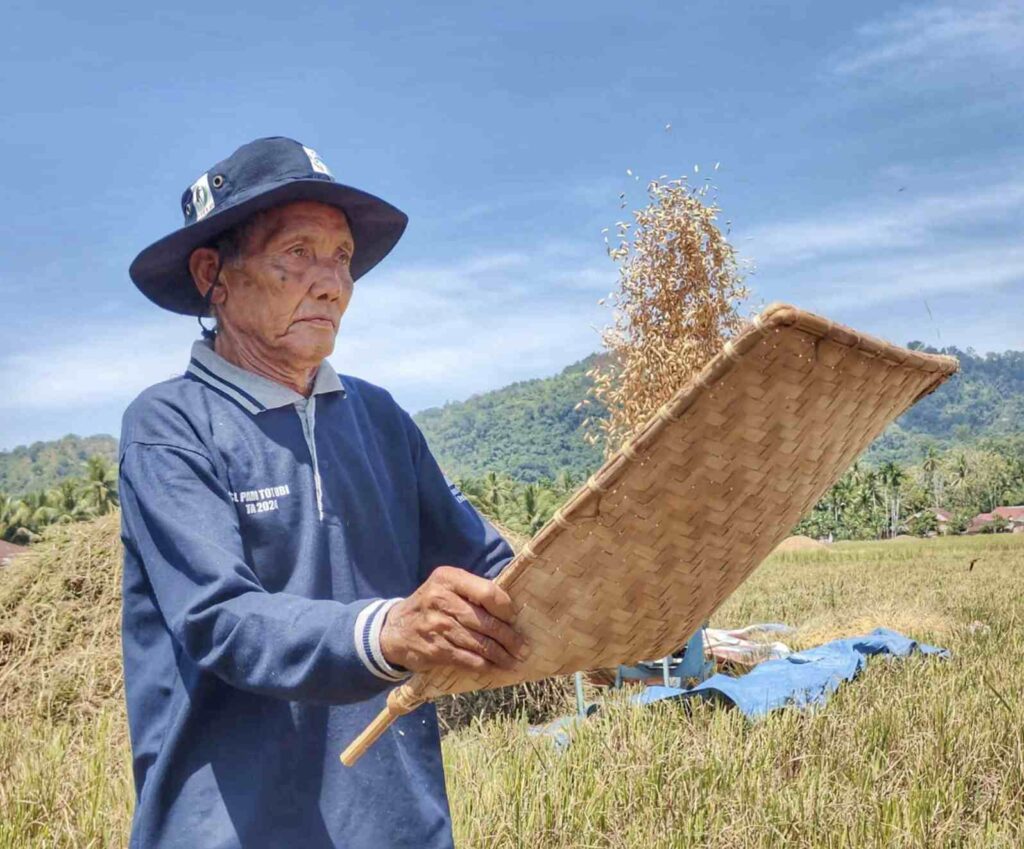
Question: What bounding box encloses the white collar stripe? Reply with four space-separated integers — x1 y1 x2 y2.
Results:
187 339 345 413
186 362 264 415
188 358 267 410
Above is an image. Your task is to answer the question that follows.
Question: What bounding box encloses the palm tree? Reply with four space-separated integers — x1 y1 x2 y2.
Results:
850 464 876 509
481 471 510 513
830 473 856 526
81 455 119 515
451 475 489 516
878 461 906 539
922 446 942 509
950 452 971 496
47 480 95 524
0 494 20 542
519 484 555 535
8 491 57 539
553 469 579 497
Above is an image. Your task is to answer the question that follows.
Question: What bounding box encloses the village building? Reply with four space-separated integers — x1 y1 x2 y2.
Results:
933 508 953 532
967 506 1024 534
908 507 954 535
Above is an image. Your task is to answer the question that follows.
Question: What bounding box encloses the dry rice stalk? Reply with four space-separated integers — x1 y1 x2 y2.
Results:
582 176 749 455
0 513 123 724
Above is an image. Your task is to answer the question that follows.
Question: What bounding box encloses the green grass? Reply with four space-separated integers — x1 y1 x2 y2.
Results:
2 528 1022 847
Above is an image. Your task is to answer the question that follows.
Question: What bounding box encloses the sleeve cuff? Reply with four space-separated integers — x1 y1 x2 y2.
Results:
354 598 410 682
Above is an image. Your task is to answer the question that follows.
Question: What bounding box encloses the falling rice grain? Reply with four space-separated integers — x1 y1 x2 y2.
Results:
586 176 749 456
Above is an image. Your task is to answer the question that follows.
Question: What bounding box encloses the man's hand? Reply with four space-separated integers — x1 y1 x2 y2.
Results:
379 566 528 674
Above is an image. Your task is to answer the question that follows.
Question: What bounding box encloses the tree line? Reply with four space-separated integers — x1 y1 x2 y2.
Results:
453 469 583 538
795 436 1024 540
0 456 118 544
456 435 1024 542
3 435 1022 546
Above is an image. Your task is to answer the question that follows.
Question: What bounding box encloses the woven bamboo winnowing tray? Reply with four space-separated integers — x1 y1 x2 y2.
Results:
341 304 958 764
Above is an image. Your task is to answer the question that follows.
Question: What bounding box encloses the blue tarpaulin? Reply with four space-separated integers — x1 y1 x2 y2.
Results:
634 627 949 718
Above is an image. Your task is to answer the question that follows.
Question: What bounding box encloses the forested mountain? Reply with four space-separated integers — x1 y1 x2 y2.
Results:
416 344 1024 479
4 343 1023 494
414 355 607 482
0 435 118 496
865 345 1024 464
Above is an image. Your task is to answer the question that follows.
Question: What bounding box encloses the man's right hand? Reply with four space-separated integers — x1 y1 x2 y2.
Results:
379 566 529 674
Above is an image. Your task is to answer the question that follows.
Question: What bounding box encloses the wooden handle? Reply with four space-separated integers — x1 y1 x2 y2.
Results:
340 705 398 766
341 688 423 766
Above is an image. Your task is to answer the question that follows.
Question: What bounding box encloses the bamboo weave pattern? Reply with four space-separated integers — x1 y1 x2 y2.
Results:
342 304 958 762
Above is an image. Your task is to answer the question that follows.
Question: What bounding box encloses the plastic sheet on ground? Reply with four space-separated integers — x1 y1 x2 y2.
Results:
636 627 949 718
528 628 948 748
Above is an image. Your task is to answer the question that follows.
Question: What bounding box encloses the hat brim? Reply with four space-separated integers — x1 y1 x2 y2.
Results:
129 178 408 316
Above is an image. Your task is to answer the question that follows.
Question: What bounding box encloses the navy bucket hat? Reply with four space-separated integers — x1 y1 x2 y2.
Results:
129 136 408 316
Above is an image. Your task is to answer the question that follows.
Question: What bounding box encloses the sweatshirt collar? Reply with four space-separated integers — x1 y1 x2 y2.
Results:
186 338 345 415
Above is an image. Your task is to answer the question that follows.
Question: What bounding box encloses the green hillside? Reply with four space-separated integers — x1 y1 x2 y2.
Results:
416 344 1024 480
865 344 1024 464
0 435 118 497
413 354 607 483
4 344 1023 493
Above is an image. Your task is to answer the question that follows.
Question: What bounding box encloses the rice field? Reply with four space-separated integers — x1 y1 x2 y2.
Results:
1 525 1022 847
447 535 1024 847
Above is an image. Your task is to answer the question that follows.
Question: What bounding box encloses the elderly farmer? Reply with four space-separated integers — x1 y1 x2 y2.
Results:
120 137 525 849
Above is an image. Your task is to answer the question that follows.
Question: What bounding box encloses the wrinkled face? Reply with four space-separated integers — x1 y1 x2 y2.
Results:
209 201 355 368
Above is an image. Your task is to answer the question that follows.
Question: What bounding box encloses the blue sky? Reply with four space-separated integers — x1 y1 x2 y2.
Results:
1 0 1021 450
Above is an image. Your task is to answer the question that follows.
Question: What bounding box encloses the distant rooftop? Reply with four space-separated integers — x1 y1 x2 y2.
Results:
994 506 1024 521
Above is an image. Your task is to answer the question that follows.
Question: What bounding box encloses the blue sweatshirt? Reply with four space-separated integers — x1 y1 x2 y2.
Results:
118 338 514 849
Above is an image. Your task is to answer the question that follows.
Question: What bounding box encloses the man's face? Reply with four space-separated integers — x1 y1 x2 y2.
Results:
212 201 355 368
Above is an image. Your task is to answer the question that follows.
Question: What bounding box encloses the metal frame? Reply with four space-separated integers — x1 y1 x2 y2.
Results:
574 625 713 717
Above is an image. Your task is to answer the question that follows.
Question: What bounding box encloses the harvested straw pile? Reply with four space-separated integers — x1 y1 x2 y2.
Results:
582 177 748 455
0 513 123 724
774 535 830 553
795 605 956 649
0 511 573 733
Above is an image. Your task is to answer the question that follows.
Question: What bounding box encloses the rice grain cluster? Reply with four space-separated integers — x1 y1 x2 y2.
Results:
583 177 749 455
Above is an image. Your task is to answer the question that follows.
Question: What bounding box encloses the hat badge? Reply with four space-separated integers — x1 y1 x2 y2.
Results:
303 146 333 178
188 173 215 222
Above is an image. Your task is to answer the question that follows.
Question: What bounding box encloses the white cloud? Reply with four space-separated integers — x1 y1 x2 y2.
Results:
743 176 1024 269
0 320 198 412
813 246 1024 311
0 248 616 419
329 250 613 410
739 163 1024 347
831 1 1024 78
10 160 1018 436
